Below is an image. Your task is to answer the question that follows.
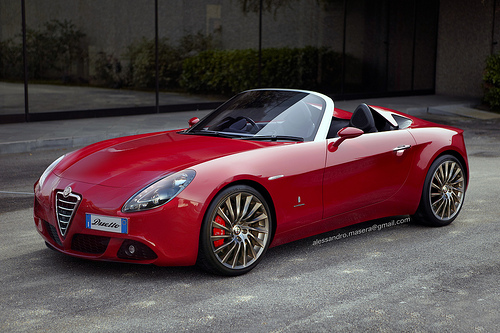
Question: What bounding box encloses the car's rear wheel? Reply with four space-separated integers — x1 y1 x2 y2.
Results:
412 155 466 227
197 185 272 276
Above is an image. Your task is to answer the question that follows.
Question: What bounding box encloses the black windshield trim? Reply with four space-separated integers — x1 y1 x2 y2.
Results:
182 130 247 138
241 135 304 142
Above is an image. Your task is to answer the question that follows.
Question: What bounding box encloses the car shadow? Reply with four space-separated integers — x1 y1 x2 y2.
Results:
19 215 432 281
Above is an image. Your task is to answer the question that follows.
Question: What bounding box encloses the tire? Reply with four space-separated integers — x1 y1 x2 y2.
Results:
197 185 272 276
412 155 466 227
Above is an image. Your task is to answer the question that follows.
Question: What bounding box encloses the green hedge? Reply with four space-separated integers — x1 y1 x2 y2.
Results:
125 37 181 89
1 19 342 95
181 47 342 94
483 53 500 110
123 32 213 90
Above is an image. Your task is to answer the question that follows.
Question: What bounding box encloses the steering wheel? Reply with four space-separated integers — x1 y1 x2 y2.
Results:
236 116 258 132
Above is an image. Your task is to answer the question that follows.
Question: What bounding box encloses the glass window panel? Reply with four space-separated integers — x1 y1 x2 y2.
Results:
344 0 389 94
0 1 25 118
25 0 155 114
413 0 439 91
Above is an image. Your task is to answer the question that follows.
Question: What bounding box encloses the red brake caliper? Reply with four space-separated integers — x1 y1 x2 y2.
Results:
213 215 226 248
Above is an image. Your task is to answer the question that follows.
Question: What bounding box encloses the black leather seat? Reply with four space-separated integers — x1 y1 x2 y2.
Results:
349 103 378 133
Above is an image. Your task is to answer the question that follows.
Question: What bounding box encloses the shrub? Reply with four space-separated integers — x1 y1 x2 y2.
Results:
0 38 23 79
93 52 124 88
483 53 500 110
124 32 213 90
181 46 342 94
0 19 87 81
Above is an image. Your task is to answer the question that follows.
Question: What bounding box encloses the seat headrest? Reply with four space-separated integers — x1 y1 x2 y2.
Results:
349 103 377 133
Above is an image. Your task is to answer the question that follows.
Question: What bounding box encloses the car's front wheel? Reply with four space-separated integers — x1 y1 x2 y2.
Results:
412 155 466 227
197 185 272 276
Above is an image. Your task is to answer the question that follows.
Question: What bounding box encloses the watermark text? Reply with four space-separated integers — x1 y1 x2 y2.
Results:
312 217 411 246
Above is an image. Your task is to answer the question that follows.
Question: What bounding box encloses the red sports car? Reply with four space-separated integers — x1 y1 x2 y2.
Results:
34 89 468 275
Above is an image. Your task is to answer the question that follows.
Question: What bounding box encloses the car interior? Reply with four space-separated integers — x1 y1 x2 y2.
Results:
327 103 412 139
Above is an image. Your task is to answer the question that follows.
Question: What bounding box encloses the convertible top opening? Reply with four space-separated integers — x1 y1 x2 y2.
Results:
327 103 413 138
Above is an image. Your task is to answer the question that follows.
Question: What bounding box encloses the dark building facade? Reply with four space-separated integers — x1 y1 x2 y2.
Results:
0 0 498 118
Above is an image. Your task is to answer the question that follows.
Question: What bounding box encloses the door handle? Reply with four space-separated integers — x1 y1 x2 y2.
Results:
393 145 411 156
393 144 411 151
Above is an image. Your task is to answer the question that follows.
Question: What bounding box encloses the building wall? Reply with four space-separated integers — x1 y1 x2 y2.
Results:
0 0 330 53
436 0 497 97
2 0 498 98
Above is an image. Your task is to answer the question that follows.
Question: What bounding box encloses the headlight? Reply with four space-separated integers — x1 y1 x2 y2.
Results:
122 170 196 213
38 154 66 188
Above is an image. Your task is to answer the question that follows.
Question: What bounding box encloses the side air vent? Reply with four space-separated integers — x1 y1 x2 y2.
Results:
44 220 63 246
55 189 81 237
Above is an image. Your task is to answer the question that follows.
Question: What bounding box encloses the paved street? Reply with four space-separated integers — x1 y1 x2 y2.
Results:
1 112 499 332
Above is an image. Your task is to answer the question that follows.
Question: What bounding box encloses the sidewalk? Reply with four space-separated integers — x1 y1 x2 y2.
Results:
1 85 499 155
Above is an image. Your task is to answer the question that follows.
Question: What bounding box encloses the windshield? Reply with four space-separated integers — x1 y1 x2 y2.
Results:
186 90 326 142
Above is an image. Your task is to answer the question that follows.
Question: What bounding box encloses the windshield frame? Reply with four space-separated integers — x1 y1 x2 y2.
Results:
185 89 334 142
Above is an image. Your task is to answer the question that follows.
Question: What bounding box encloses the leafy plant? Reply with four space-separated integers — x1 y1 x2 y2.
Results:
483 53 500 110
0 19 87 81
181 47 342 94
124 32 213 90
93 52 124 88
238 0 298 14
0 38 23 79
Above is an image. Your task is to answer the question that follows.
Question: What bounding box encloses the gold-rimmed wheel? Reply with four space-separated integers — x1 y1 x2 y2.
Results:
198 185 272 276
429 160 465 221
413 155 467 227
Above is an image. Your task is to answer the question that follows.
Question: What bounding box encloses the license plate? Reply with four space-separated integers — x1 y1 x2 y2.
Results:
85 213 128 234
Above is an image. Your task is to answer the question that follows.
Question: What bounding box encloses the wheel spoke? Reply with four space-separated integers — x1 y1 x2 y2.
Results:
242 202 262 221
221 242 237 264
235 193 242 222
450 166 461 183
231 242 242 268
241 240 247 267
240 195 253 222
437 166 446 186
246 239 257 259
446 198 451 218
431 182 442 191
449 176 464 186
212 219 231 233
214 239 235 254
245 226 269 234
211 234 232 241
445 162 454 183
217 207 232 227
248 232 265 248
244 213 268 225
225 197 235 221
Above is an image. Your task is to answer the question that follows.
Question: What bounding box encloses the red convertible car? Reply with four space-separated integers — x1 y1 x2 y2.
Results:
34 89 468 275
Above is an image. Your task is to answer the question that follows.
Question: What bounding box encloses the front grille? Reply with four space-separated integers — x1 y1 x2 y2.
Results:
55 190 81 237
44 220 62 246
71 234 110 254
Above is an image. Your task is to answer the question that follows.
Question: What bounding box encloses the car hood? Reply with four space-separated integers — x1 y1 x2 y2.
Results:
55 131 271 188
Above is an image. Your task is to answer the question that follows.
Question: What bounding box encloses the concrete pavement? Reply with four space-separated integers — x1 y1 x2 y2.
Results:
1 83 500 154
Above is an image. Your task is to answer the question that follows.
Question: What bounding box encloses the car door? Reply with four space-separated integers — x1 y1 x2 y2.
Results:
323 129 416 218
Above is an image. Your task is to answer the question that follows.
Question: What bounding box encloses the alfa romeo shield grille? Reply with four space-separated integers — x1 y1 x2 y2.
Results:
55 189 81 237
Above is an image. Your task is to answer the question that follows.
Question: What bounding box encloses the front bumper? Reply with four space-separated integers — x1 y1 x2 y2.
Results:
33 175 203 266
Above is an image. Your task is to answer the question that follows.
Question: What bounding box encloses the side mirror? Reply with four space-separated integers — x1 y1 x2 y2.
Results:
328 127 363 152
337 126 364 139
188 117 200 127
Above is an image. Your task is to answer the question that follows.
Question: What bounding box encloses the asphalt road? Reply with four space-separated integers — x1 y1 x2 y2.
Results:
1 114 499 332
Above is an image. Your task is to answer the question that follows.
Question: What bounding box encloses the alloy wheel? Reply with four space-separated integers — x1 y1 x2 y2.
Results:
429 160 465 221
210 191 270 270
